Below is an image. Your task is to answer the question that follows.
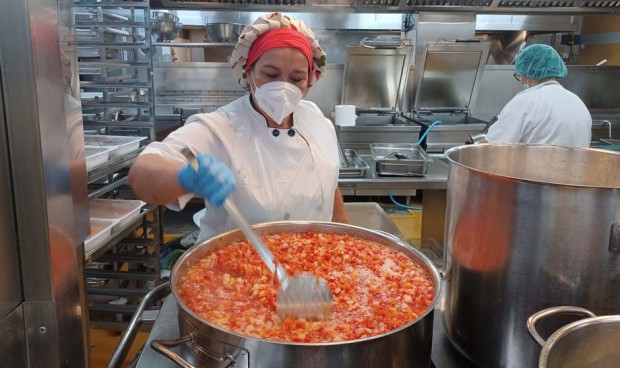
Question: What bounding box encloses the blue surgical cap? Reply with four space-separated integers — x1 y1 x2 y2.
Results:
515 44 568 80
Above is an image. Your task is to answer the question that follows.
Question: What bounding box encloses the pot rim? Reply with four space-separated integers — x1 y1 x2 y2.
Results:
170 220 442 346
445 143 620 190
539 314 620 366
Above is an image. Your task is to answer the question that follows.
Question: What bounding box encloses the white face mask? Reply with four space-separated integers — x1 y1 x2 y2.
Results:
520 76 529 90
251 74 303 126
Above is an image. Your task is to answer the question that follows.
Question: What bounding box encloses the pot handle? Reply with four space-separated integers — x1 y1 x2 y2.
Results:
108 282 171 368
527 306 597 346
151 334 236 368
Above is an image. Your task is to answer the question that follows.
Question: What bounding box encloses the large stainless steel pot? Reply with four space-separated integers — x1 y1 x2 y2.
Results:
154 221 442 368
527 306 620 368
443 144 620 368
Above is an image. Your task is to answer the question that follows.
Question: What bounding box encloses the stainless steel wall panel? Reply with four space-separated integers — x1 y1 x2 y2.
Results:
0 65 22 322
0 306 27 367
411 13 476 107
561 66 620 112
23 301 61 366
470 65 522 120
175 11 403 30
414 13 477 67
472 65 620 121
153 62 345 117
475 15 579 32
306 64 344 116
154 62 244 94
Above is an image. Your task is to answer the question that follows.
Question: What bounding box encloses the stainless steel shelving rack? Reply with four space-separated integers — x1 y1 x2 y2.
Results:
82 149 164 331
75 0 156 139
73 0 163 331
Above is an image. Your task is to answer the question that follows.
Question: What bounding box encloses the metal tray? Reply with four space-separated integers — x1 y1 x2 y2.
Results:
84 134 147 158
339 149 370 178
85 145 113 170
84 218 115 254
371 143 432 176
89 199 146 233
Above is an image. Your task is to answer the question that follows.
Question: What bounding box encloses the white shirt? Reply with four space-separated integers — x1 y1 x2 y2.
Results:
142 95 340 241
485 81 592 147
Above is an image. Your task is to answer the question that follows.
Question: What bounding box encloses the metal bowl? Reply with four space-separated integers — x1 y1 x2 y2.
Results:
204 22 244 43
151 11 178 23
151 12 182 42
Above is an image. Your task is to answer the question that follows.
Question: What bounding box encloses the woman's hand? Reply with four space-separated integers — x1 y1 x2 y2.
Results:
177 154 237 206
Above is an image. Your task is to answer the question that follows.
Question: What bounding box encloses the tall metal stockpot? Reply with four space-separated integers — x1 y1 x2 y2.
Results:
442 144 620 368
154 221 442 368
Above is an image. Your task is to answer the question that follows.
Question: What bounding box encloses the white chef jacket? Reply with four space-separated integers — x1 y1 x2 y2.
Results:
485 81 592 147
142 94 339 242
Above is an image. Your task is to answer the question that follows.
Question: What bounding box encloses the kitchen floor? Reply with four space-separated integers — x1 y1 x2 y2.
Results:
88 199 422 367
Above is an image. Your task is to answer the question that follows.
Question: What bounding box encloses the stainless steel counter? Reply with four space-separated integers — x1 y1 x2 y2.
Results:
135 295 476 368
338 154 449 196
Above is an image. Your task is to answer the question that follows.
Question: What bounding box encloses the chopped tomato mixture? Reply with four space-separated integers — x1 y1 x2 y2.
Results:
177 232 435 343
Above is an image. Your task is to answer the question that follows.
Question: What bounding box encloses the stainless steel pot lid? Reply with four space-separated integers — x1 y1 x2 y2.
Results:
413 41 490 114
341 44 413 112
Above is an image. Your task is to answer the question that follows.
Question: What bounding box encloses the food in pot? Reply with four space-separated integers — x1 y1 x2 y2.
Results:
177 232 435 343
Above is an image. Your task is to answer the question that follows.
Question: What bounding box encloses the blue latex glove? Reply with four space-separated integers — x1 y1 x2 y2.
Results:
177 153 236 206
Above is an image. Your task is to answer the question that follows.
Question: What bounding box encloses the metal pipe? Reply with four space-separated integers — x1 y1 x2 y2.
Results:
602 120 612 139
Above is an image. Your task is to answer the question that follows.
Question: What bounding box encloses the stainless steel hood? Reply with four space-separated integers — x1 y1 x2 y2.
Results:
152 0 620 14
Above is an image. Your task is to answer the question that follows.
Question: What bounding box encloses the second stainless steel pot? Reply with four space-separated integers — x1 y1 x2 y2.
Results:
156 221 442 368
528 306 620 368
443 144 620 368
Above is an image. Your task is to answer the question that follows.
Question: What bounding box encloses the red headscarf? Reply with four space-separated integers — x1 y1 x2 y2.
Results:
244 27 313 77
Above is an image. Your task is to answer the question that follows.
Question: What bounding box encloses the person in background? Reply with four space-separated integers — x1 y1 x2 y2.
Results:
129 12 348 243
483 44 592 147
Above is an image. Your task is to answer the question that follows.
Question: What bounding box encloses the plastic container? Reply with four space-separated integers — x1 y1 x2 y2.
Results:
89 199 145 233
344 202 403 240
83 135 147 159
85 218 115 253
371 143 433 176
85 146 114 170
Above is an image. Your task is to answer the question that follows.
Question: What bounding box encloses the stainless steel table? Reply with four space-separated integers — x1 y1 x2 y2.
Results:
339 154 449 247
338 154 449 195
135 295 476 368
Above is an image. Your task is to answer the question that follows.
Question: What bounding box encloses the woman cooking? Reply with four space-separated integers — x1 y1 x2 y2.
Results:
483 44 592 147
129 12 348 242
